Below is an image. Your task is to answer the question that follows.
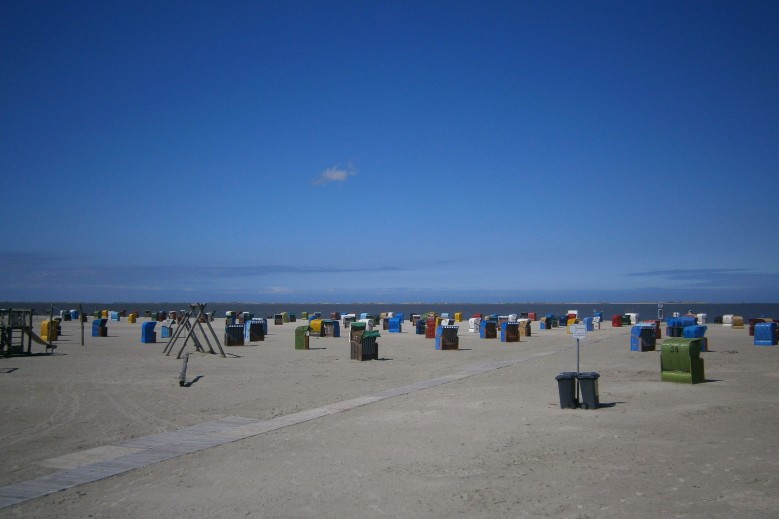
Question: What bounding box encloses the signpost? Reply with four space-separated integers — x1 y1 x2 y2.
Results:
658 302 664 320
571 324 587 402
79 304 84 346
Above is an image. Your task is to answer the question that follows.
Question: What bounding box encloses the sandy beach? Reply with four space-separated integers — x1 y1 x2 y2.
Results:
1 314 777 518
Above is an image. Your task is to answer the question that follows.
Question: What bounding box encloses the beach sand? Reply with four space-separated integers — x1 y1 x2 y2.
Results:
1 315 777 517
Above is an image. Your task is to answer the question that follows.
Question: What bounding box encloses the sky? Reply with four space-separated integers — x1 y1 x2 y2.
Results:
2 0 779 303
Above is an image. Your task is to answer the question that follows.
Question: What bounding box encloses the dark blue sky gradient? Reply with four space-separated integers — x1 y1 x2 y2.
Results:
2 1 778 302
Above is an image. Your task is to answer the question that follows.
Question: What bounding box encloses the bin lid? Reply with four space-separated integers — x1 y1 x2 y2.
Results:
577 372 600 379
555 371 578 380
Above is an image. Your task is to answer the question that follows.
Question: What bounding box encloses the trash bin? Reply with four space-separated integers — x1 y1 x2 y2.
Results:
577 372 600 409
555 372 578 409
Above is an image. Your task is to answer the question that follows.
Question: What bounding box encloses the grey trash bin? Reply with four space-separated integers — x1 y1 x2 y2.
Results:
555 372 578 409
577 372 600 410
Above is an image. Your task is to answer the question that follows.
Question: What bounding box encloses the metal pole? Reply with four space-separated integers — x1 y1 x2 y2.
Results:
576 338 580 404
49 304 54 350
179 352 189 387
79 304 84 346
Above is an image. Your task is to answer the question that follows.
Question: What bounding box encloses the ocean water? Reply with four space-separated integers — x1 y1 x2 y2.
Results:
8 301 779 322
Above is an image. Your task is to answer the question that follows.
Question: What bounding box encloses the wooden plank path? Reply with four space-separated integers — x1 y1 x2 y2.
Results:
0 349 568 509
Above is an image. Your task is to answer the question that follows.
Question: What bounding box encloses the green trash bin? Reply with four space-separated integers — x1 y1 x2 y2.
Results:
295 326 309 350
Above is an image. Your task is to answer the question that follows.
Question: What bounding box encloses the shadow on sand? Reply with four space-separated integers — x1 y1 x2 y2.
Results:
182 375 204 387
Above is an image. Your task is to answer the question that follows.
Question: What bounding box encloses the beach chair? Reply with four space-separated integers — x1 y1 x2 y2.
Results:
92 318 108 337
141 322 156 343
351 329 379 360
435 325 459 350
630 325 656 352
245 318 266 342
754 322 777 346
480 320 497 339
388 317 402 333
500 322 520 342
661 338 705 384
224 324 245 346
295 326 309 350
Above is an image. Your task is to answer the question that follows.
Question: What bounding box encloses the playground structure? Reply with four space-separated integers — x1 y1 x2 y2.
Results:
1 308 55 356
163 303 225 359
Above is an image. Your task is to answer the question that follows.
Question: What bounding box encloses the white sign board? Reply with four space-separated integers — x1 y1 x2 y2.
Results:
571 324 587 339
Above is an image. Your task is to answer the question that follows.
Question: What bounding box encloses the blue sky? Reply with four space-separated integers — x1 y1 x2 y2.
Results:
2 1 778 303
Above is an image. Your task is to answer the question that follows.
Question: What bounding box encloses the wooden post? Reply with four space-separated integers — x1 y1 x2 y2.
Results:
197 304 226 357
165 303 226 359
163 308 190 356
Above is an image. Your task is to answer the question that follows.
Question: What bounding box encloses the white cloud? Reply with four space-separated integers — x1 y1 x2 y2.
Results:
313 165 356 185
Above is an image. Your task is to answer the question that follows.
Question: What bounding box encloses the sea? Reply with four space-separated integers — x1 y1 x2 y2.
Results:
6 301 779 322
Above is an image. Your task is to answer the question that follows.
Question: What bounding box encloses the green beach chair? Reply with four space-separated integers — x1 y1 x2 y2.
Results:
661 338 705 384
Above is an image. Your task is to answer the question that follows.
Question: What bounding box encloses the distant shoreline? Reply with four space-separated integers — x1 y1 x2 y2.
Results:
1 300 728 307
